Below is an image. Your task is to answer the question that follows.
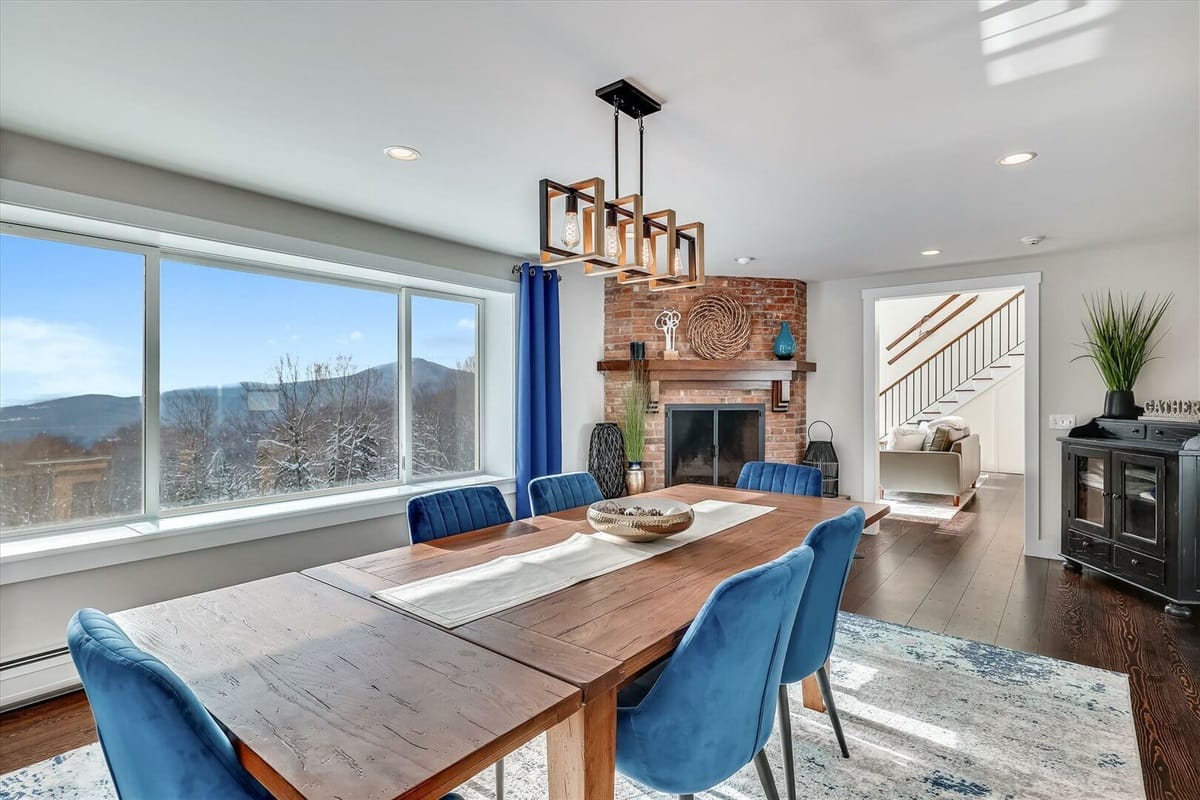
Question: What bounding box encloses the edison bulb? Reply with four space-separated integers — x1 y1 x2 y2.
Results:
561 211 581 248
604 224 621 258
674 249 683 273
641 237 655 270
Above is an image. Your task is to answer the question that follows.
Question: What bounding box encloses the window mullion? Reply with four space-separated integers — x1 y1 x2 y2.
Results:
400 288 412 484
143 249 162 519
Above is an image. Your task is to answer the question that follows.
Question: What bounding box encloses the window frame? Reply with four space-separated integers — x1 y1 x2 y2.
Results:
403 287 484 484
0 222 491 539
0 221 156 536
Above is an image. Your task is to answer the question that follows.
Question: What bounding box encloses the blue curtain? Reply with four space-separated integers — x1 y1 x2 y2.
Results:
516 262 562 518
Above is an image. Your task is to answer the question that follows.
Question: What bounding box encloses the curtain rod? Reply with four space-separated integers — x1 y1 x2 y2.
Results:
512 264 562 281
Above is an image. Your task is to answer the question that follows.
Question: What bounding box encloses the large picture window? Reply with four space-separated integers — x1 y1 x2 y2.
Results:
0 225 490 536
159 260 400 508
0 232 146 531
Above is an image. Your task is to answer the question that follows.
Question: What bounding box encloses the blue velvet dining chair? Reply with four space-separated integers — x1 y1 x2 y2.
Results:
775 506 866 800
527 471 604 516
614 544 815 800
67 609 466 800
404 484 511 798
736 461 823 497
407 485 514 544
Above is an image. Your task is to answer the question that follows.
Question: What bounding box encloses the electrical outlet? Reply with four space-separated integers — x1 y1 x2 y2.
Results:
1049 414 1076 430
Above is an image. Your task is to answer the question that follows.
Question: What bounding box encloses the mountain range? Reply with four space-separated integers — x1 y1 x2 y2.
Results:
0 359 469 445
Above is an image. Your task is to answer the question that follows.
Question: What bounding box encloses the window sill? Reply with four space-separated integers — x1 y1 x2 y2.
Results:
0 474 516 585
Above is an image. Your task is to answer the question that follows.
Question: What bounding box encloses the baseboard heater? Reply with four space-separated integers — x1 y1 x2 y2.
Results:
0 646 80 711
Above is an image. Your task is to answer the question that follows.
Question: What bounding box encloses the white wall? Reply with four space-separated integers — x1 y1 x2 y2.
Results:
953 365 1026 474
808 232 1199 554
557 276 606 472
0 133 526 692
0 131 515 279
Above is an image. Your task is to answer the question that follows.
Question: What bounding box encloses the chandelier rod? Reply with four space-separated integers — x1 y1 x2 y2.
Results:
639 114 645 197
613 99 621 198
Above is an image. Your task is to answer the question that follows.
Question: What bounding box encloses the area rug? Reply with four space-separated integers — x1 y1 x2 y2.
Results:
884 474 988 525
0 613 1143 800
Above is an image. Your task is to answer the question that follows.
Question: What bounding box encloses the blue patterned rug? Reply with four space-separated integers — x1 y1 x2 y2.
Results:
0 614 1143 800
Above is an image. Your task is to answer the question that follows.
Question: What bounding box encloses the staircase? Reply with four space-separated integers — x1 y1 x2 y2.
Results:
879 290 1025 439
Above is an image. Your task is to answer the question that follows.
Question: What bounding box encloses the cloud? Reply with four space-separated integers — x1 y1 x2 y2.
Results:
456 318 476 331
348 330 363 341
0 316 141 405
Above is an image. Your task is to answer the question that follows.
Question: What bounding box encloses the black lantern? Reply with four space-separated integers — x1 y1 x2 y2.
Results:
801 420 839 498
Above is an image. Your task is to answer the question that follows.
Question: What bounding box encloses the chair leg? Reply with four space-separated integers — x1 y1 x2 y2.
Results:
495 757 504 800
777 685 796 800
815 666 850 758
753 748 782 800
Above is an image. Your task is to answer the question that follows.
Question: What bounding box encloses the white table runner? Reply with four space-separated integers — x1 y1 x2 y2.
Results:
373 500 775 628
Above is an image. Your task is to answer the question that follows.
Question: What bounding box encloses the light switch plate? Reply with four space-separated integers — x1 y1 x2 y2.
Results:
1049 414 1076 430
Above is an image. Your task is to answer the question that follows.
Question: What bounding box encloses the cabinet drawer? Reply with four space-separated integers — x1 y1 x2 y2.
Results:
1065 530 1112 565
1113 546 1167 591
1148 425 1192 446
1096 420 1146 439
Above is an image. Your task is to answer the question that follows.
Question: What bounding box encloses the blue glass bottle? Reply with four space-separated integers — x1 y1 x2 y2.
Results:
773 321 796 360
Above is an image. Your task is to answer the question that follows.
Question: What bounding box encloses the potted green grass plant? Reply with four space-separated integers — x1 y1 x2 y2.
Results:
620 377 648 494
1073 291 1172 419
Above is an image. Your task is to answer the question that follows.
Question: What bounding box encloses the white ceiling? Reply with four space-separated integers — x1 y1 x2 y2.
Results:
1 1 1196 280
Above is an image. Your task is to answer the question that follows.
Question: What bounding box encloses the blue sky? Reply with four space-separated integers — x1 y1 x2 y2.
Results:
0 234 477 405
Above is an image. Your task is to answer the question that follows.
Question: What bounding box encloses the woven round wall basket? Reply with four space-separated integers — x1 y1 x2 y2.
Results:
687 292 752 359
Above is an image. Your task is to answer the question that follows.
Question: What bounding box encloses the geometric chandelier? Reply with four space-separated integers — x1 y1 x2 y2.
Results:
539 78 705 292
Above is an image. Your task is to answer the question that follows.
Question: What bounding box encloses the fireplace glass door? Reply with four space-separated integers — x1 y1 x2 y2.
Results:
666 404 766 487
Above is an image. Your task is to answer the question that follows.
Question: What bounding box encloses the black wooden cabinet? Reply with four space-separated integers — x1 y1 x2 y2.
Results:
1060 418 1200 618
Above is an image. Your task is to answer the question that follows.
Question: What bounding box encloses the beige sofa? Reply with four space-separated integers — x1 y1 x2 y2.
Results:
879 433 981 506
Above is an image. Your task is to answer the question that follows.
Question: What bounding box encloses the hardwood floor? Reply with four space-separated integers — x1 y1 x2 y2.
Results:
847 473 1200 800
3 472 1198 797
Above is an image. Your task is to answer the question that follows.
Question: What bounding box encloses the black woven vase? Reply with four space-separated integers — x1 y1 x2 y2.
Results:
588 423 627 499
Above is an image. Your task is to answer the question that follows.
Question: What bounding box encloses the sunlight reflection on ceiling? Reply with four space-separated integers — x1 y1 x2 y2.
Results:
979 0 1122 85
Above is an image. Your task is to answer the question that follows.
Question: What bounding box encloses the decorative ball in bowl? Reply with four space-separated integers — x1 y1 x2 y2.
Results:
586 498 695 543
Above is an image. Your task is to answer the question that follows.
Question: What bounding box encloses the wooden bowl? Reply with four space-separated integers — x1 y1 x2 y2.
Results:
586 498 695 543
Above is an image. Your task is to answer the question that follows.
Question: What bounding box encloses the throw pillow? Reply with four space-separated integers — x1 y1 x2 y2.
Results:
929 427 953 451
927 415 968 430
889 427 927 451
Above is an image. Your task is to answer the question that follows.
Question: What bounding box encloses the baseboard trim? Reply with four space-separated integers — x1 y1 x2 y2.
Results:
0 649 80 711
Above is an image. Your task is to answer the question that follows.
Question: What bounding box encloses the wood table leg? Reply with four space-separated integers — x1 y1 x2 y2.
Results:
547 689 617 800
801 661 830 713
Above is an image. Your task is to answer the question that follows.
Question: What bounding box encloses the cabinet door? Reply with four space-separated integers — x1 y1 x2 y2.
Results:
1065 445 1109 538
1112 451 1167 556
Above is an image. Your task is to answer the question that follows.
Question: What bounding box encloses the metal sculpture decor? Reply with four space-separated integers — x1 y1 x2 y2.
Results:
655 309 681 358
588 423 627 499
538 78 705 291
687 292 752 359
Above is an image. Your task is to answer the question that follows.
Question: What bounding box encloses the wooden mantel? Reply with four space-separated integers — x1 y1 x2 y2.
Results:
597 358 816 413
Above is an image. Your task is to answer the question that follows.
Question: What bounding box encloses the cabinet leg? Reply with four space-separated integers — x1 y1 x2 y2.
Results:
1164 603 1193 620
1062 559 1083 573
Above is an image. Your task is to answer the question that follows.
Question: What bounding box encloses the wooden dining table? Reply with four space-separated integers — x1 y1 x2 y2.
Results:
115 484 886 800
304 483 889 800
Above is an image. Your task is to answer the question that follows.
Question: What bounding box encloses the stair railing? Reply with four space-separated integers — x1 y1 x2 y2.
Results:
879 290 1024 438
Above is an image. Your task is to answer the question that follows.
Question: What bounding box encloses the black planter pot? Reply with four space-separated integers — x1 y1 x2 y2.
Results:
1103 390 1138 420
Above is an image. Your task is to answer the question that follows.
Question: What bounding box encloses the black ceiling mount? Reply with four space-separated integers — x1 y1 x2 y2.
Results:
595 79 662 118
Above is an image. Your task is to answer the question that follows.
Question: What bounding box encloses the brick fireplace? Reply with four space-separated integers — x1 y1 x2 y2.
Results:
601 276 808 491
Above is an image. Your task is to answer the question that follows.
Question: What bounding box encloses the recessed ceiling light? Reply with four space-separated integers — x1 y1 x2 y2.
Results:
920 249 942 256
997 151 1037 166
383 145 421 161
734 256 756 265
